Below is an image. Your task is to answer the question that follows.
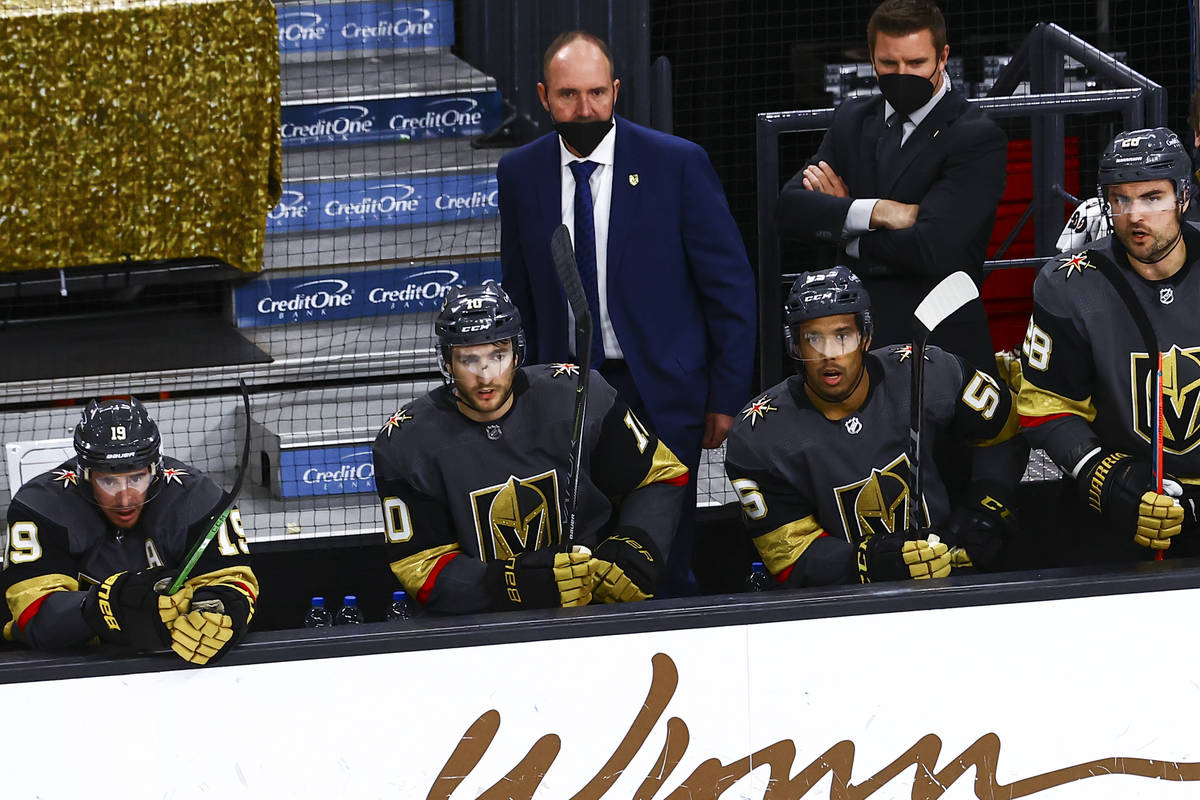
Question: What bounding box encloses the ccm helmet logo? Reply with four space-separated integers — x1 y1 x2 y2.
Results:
459 322 489 332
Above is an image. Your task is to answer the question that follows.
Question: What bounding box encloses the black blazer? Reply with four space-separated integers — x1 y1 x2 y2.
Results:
778 90 1007 367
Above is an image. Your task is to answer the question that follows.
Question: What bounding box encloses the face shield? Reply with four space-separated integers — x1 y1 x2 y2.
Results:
794 328 864 359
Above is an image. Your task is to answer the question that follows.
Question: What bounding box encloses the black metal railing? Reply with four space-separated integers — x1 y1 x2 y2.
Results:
756 86 1149 387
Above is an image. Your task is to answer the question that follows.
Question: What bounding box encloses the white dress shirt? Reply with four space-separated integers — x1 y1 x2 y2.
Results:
558 121 623 359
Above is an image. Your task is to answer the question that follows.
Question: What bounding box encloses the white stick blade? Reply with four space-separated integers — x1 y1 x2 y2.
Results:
913 271 979 335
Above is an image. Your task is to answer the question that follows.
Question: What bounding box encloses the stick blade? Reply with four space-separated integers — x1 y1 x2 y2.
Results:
913 271 979 337
550 224 589 322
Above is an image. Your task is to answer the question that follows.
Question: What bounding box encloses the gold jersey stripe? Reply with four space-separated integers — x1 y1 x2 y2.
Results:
972 397 1022 448
5 572 78 625
390 543 461 596
1017 374 1099 423
634 440 690 490
752 515 825 577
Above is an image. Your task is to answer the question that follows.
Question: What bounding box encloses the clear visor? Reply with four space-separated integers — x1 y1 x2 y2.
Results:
451 346 515 377
1107 191 1178 216
91 469 153 494
794 329 862 358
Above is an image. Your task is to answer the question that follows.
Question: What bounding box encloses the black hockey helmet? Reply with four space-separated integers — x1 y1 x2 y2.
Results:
1097 127 1191 208
784 266 873 357
435 282 526 378
73 398 162 479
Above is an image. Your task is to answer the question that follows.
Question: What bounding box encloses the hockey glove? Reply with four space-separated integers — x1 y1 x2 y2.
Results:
942 482 1016 571
485 548 594 610
857 531 951 583
167 585 253 666
591 530 661 603
1076 451 1183 550
81 567 177 650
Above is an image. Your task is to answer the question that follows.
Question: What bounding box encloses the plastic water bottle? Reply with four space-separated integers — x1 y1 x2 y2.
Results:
385 590 414 622
303 596 333 628
744 561 770 592
335 595 364 625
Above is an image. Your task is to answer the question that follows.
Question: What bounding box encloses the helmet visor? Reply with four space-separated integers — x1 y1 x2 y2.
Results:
1107 187 1178 216
450 344 515 377
91 470 154 494
795 329 862 358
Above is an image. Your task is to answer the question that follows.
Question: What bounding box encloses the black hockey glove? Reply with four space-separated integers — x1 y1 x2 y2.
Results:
485 548 594 610
81 567 176 650
591 530 662 603
1076 451 1183 551
942 481 1016 571
857 530 950 583
166 584 254 666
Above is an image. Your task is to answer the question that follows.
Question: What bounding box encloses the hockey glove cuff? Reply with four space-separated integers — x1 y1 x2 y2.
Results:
592 529 661 598
1076 451 1183 550
942 481 1016 571
857 531 951 582
81 567 177 650
485 548 594 610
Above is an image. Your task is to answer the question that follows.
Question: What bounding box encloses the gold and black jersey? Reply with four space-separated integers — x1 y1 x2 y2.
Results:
724 346 1019 579
1 456 255 649
372 365 688 614
1019 231 1200 479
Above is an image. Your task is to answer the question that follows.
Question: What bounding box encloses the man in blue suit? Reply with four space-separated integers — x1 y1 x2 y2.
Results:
497 31 756 594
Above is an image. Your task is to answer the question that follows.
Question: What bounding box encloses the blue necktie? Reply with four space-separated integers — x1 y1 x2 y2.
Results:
568 159 604 364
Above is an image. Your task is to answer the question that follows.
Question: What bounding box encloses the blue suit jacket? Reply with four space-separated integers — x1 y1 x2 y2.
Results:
497 117 756 463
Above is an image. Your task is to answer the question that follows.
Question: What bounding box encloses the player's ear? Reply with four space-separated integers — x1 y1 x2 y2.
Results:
537 82 550 113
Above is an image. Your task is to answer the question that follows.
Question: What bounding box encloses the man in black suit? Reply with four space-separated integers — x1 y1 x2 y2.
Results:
778 0 1005 373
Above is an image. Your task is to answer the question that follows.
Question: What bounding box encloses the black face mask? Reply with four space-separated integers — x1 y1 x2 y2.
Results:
555 119 613 157
876 66 939 116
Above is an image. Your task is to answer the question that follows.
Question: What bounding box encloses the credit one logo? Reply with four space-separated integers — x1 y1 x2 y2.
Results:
268 190 310 221
324 183 420 217
342 8 434 40
281 105 374 140
278 11 327 44
301 451 375 488
256 279 354 315
367 269 460 305
390 97 484 133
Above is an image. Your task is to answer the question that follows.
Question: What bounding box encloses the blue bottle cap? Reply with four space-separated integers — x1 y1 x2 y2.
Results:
343 595 358 606
311 596 325 607
752 561 765 571
393 590 407 602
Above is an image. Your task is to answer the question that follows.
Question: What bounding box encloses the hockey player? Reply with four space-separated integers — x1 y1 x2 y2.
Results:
1 399 257 665
1019 127 1200 561
724 266 1025 587
372 283 689 614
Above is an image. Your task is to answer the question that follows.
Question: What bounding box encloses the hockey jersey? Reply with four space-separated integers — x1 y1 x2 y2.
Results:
724 346 1019 581
1019 230 1200 482
2 456 255 649
372 365 689 614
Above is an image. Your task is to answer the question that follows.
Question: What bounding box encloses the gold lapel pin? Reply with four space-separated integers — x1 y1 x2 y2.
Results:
932 129 940 138
628 173 639 186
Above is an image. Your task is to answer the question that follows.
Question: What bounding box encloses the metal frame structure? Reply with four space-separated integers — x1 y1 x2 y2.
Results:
755 23 1165 388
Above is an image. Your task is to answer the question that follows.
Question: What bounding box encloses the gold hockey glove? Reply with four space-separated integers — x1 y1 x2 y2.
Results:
591 531 661 602
166 585 254 666
485 548 595 610
1077 451 1183 550
857 531 951 582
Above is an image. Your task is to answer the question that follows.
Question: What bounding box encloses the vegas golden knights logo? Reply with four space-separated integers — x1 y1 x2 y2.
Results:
470 470 563 559
1130 346 1200 455
833 453 930 544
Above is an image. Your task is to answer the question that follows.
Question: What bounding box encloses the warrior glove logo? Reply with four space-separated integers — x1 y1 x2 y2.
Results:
1131 346 1200 454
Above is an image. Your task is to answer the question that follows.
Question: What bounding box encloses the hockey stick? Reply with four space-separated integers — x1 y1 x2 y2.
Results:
166 379 253 595
907 271 980 535
549 223 592 553
1091 253 1168 560
1154 351 1166 560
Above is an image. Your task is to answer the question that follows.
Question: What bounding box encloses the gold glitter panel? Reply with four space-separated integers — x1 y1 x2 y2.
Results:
0 0 281 273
